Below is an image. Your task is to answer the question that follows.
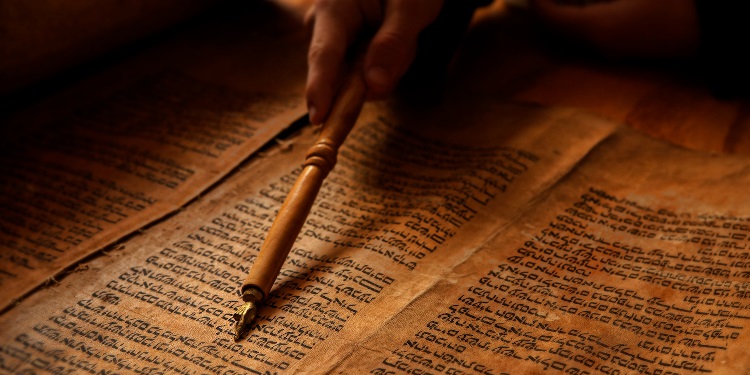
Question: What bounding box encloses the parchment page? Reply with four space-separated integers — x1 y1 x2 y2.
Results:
335 127 750 375
0 3 307 310
0 101 615 374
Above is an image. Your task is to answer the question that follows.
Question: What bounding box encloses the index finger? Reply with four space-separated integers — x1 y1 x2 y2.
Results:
306 1 364 124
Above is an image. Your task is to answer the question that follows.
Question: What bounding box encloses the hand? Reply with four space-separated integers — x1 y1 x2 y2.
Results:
531 0 700 58
305 0 444 124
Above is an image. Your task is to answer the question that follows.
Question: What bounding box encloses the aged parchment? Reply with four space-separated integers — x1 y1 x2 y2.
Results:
0 3 308 310
5 81 750 375
3 2 750 374
1 100 629 374
333 127 750 375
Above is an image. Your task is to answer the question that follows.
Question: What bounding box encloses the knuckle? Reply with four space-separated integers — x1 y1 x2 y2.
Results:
373 30 412 55
307 42 340 63
307 43 325 61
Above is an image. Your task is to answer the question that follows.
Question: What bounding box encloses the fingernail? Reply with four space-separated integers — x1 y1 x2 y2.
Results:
366 66 391 91
308 105 318 124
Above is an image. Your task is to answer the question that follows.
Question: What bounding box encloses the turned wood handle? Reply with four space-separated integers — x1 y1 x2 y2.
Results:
242 63 367 298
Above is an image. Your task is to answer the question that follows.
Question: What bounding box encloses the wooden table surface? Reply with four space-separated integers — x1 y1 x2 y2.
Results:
274 0 750 156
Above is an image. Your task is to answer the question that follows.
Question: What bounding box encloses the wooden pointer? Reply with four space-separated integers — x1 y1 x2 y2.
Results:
233 61 367 341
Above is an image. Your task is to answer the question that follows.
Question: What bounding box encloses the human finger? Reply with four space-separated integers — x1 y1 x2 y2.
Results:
364 0 444 98
306 1 364 124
